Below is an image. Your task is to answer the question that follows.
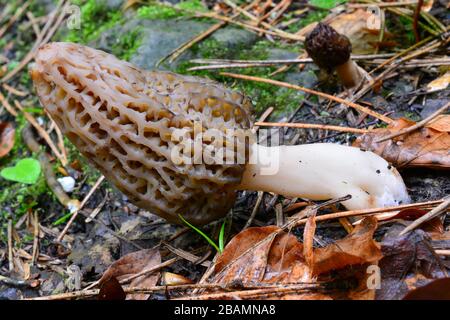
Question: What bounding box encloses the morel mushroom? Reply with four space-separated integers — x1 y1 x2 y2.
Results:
31 42 410 225
305 22 363 88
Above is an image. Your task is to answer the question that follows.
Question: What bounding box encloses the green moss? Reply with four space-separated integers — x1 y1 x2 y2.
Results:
177 38 304 115
111 28 142 61
177 0 207 12
137 5 179 20
137 0 206 20
309 0 346 9
63 0 123 44
29 0 47 17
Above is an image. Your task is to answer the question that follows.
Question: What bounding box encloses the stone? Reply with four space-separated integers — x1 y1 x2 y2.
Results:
266 48 298 60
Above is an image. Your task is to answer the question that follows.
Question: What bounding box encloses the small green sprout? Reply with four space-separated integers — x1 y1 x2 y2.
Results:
179 214 227 253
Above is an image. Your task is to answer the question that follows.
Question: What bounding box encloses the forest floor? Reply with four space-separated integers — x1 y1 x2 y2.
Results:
0 0 449 300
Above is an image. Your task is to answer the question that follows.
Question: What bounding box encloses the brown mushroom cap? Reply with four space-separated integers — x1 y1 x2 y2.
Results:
305 22 352 72
31 42 253 225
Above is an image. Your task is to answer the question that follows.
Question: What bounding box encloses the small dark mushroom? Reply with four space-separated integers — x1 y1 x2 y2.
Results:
305 22 363 88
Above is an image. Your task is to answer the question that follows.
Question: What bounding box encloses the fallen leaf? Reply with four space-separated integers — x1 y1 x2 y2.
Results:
214 226 308 285
403 278 450 300
0 122 14 158
426 71 450 93
210 216 382 299
99 248 161 300
98 276 126 300
376 226 448 300
384 208 444 234
353 118 450 169
161 272 193 286
428 114 450 132
330 9 391 54
313 216 382 276
0 158 41 184
422 0 434 12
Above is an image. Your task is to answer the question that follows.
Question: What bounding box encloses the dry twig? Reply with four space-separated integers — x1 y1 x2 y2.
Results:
221 72 393 123
14 100 67 165
255 122 371 134
56 175 105 242
399 195 450 236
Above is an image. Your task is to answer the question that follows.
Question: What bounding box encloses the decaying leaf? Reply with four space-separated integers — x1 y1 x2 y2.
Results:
376 226 448 300
313 216 382 276
384 208 444 234
353 117 450 169
422 0 434 12
161 272 193 286
99 248 161 300
329 9 391 54
210 216 383 299
426 71 450 93
428 114 450 132
403 278 450 300
0 121 14 158
98 276 126 300
213 226 308 285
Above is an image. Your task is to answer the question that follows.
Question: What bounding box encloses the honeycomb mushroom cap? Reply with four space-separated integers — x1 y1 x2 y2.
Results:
305 22 352 72
31 42 253 225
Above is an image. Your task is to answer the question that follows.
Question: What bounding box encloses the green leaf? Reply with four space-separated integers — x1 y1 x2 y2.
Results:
179 214 221 253
0 158 41 184
309 0 346 9
53 211 73 226
219 220 226 253
22 107 44 114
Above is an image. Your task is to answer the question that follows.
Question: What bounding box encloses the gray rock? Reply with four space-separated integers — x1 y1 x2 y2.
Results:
419 98 448 118
266 48 298 60
93 16 259 71
131 19 212 70
210 26 258 53
284 68 318 89
105 0 125 10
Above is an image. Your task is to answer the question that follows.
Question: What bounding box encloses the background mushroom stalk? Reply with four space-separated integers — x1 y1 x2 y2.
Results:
305 22 363 89
31 42 409 225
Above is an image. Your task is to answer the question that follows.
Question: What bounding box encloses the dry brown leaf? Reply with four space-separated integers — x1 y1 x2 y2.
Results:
330 9 390 54
384 208 444 234
313 216 382 276
214 226 308 285
353 118 450 169
212 225 321 300
98 276 126 300
403 277 450 300
99 248 161 300
0 121 14 158
428 114 450 132
422 0 434 12
377 227 448 300
426 71 450 93
161 272 193 286
210 216 383 299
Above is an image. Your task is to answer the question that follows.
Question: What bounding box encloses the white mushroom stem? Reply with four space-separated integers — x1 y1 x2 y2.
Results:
335 59 363 89
238 143 410 210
